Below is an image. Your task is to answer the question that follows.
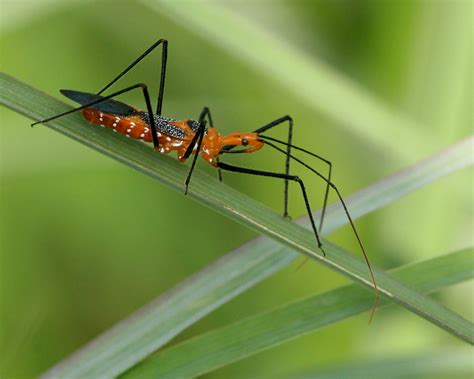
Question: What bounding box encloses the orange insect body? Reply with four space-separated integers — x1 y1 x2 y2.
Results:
82 107 263 166
83 108 152 141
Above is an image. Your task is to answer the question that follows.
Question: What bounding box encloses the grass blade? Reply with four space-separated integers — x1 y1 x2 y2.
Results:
1 73 472 378
121 248 473 378
281 349 473 379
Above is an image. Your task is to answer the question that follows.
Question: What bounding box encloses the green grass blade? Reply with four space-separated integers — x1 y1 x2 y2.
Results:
1 73 472 378
282 349 473 379
121 248 474 379
145 0 426 159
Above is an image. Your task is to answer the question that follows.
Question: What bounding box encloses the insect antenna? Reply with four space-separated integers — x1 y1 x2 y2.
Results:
260 136 379 322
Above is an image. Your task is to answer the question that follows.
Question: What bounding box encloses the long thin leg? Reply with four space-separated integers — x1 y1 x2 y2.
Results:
253 116 293 218
183 107 209 194
193 106 223 182
215 157 223 182
31 83 160 149
258 134 332 271
217 161 326 256
97 39 168 115
262 139 379 321
259 134 332 233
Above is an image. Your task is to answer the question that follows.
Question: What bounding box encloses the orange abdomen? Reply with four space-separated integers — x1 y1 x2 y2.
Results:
82 108 152 142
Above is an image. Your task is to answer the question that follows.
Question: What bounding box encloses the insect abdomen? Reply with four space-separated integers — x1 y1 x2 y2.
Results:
82 108 152 142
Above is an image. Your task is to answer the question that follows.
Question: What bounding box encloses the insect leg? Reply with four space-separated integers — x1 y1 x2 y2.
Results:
31 83 160 149
216 158 223 182
259 134 332 233
256 120 331 233
183 107 209 194
97 39 168 115
253 116 293 218
217 161 325 256
192 106 223 182
202 107 214 128
261 139 379 321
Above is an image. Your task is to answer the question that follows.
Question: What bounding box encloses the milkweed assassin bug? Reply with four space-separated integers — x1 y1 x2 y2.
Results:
32 39 379 321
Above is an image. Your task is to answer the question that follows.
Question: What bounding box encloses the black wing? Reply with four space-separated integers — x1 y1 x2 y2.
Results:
60 89 139 116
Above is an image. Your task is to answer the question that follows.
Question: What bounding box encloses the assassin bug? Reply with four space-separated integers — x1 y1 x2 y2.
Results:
32 39 379 320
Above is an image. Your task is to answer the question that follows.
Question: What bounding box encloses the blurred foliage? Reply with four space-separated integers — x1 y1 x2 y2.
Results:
0 0 472 378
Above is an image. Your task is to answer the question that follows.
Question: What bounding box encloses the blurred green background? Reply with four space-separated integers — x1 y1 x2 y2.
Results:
1 0 472 378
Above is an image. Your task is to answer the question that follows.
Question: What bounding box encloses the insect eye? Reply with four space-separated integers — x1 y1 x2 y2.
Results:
242 138 249 146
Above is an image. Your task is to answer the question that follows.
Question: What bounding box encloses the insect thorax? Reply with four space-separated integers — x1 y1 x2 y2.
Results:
139 112 200 139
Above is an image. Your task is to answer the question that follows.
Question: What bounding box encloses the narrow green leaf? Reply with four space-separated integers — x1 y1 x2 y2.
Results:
122 248 474 379
283 349 473 379
145 0 427 159
1 74 472 379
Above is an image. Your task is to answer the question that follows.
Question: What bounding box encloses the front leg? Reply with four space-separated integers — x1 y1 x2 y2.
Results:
192 107 223 182
216 161 325 256
183 107 209 194
254 116 293 218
